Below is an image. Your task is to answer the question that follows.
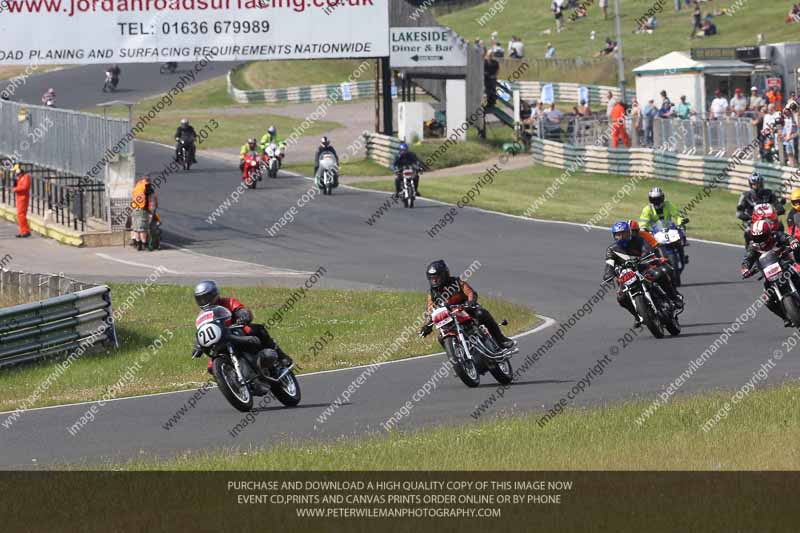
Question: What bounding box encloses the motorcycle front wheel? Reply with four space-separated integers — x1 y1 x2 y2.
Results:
668 254 682 287
270 371 302 407
212 357 253 412
782 294 800 326
489 358 513 385
444 337 480 388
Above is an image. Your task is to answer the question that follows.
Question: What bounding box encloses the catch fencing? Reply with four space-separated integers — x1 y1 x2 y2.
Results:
0 270 117 368
531 137 799 196
0 100 131 178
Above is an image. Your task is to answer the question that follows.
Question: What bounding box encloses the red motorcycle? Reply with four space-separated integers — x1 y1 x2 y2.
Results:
428 304 515 388
242 150 262 189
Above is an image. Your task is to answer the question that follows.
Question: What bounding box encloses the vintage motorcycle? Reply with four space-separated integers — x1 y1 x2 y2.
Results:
743 247 800 326
605 252 681 339
425 304 517 388
193 305 301 412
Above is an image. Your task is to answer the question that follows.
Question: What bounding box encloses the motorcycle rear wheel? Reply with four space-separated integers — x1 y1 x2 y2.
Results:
212 357 253 412
635 294 664 339
444 337 480 388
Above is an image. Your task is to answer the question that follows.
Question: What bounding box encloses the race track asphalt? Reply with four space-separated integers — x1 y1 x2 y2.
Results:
1 65 798 468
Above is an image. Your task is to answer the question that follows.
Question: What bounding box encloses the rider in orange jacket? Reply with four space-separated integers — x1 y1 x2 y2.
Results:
12 164 31 238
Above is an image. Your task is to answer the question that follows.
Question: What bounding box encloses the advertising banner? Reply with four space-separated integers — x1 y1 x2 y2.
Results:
0 0 389 64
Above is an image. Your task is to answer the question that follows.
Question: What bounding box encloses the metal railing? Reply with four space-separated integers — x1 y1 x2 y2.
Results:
522 113 757 158
0 100 131 179
0 270 117 368
1 161 108 232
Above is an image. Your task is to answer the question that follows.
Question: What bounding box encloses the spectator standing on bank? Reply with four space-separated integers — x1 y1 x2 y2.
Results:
606 90 617 120
658 90 673 118
508 36 524 59
767 86 783 112
130 176 157 251
483 51 499 107
599 0 608 20
709 89 729 119
630 97 642 143
689 1 702 38
552 0 564 33
748 87 764 115
611 100 631 148
676 95 693 119
544 42 556 59
643 99 657 146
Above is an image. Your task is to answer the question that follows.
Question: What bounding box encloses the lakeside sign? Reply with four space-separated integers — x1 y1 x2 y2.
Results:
0 0 389 64
390 27 467 69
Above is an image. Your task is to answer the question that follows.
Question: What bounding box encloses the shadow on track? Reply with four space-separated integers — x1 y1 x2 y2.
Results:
681 280 749 288
477 379 572 389
253 402 339 413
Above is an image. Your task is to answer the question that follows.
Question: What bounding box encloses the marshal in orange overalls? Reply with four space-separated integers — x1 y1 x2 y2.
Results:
611 101 630 148
12 168 31 237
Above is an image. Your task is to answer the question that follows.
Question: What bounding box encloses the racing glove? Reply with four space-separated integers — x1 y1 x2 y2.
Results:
419 323 433 338
191 344 203 358
741 266 751 279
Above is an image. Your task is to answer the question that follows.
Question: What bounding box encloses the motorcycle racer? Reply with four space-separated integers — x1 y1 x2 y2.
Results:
737 172 785 236
392 143 423 198
741 220 800 327
419 260 516 349
604 221 683 327
192 281 293 375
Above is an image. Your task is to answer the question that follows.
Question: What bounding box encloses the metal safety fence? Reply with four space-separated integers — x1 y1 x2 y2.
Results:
0 270 117 368
0 99 131 178
0 161 108 232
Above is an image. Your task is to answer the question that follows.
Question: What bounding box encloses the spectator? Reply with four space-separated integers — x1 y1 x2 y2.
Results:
689 1 702 39
767 86 783 112
658 90 673 118
578 99 592 117
699 16 717 37
635 15 657 34
606 90 617 119
520 100 533 122
676 95 693 119
573 4 588 19
508 36 524 59
545 103 565 141
551 0 564 33
483 51 499 107
752 105 768 161
599 0 608 20
731 88 748 116
595 37 618 57
782 112 798 166
630 97 642 142
709 89 728 119
531 100 545 119
11 164 31 238
643 99 657 146
787 3 800 23
763 103 779 132
748 86 764 114
544 42 556 59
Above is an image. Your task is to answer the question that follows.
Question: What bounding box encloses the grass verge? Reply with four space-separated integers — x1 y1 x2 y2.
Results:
0 284 538 412
231 60 373 90
283 158 393 178
108 379 800 470
354 163 742 244
88 76 341 149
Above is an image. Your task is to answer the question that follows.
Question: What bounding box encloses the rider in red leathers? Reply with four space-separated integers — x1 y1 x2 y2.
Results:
192 281 293 375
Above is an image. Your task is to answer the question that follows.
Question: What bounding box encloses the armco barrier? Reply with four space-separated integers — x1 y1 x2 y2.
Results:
531 138 800 197
0 270 117 368
227 68 378 105
365 132 403 168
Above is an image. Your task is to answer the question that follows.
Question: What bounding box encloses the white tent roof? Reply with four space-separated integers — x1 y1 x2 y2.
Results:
633 51 753 75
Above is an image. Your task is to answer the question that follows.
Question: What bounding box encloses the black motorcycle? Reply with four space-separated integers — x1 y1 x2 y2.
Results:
160 62 178 74
425 304 517 388
605 253 681 339
744 247 800 326
193 306 301 412
176 138 194 171
102 71 118 93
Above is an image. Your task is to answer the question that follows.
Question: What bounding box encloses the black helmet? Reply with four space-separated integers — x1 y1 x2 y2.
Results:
749 171 763 190
194 280 219 308
321 136 330 147
648 187 665 208
426 260 450 289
